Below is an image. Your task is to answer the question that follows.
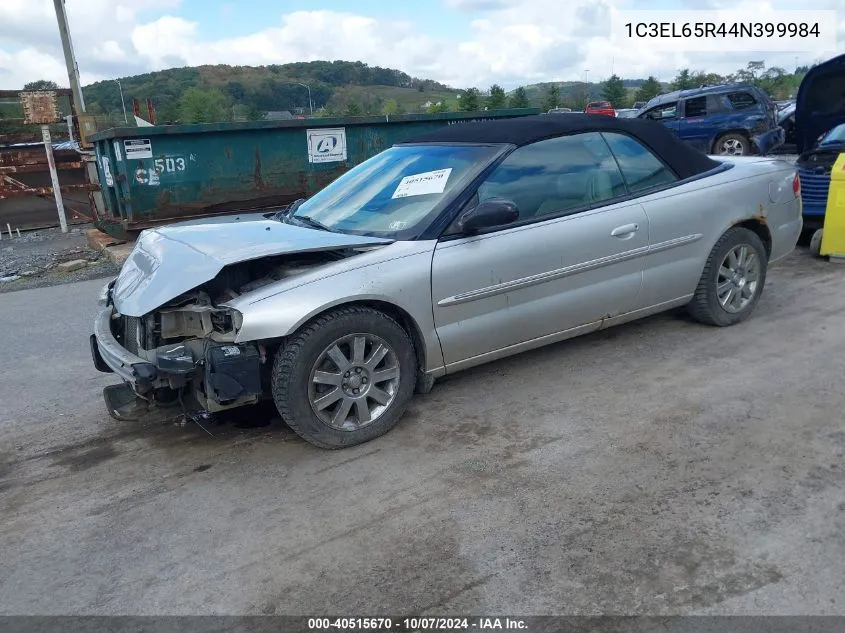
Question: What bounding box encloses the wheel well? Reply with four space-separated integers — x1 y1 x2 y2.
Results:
733 218 772 257
298 300 428 375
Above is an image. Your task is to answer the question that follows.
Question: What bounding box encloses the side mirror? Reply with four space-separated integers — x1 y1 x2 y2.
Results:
459 198 519 234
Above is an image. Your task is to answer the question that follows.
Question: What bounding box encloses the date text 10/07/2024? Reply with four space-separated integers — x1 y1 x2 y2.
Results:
307 617 529 630
623 21 820 38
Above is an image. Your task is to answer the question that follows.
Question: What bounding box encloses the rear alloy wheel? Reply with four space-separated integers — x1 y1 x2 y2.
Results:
688 227 768 326
715 133 751 156
272 306 417 449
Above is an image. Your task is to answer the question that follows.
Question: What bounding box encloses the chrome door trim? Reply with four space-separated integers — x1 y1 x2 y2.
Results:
437 233 703 307
647 233 704 254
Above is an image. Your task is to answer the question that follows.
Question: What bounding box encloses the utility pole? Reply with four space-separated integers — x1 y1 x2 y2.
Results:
52 0 105 220
115 79 128 123
297 82 314 116
53 0 84 111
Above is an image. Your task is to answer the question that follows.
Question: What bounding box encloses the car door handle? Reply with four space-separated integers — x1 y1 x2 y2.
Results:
611 223 639 238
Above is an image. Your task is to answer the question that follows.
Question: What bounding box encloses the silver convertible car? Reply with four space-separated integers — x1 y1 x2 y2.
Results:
91 115 802 448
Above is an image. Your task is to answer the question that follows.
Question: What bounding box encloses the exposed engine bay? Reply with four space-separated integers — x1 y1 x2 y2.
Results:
109 249 353 412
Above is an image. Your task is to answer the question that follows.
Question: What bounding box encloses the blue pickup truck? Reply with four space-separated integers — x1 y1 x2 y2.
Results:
637 84 783 156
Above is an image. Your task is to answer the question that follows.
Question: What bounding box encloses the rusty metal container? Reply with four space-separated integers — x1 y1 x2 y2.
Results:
87 109 539 238
0 143 96 231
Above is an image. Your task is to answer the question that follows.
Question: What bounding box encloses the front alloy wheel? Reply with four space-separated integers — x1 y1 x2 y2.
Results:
308 333 401 430
271 306 417 449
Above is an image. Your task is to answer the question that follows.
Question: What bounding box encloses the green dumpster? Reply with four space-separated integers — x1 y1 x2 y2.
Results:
88 109 539 238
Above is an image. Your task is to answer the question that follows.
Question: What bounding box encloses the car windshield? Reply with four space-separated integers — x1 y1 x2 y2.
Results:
287 144 503 239
819 123 845 145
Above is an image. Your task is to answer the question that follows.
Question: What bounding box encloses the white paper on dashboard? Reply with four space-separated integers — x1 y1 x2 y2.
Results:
392 168 452 198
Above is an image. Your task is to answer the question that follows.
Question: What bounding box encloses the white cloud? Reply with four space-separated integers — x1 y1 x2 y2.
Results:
0 0 842 91
0 47 68 87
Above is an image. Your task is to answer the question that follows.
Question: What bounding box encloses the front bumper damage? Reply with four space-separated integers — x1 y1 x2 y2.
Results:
91 286 264 421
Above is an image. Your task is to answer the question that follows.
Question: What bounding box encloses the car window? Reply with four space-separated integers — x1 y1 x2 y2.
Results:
601 132 678 192
820 123 845 145
475 132 627 221
684 96 707 117
727 92 757 110
706 94 727 114
641 103 677 121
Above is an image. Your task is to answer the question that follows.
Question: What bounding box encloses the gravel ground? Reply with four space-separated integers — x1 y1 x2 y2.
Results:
0 224 120 294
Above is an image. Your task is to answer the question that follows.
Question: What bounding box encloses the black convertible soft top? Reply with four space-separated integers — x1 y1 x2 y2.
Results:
404 114 721 180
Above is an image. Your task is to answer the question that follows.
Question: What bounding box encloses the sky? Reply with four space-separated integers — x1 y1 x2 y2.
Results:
0 0 842 91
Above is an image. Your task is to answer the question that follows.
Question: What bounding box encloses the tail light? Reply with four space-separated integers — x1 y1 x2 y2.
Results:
792 172 801 197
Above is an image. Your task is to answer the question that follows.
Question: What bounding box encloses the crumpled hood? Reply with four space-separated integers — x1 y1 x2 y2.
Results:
111 213 392 317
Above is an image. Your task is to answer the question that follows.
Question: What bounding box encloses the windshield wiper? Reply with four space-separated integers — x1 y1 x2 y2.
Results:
292 214 335 232
273 198 305 221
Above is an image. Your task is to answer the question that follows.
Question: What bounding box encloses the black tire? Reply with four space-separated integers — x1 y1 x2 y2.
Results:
687 227 768 327
809 229 823 257
271 306 417 449
714 133 751 156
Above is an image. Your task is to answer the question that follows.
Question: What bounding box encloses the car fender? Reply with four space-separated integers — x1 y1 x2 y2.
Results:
229 243 446 374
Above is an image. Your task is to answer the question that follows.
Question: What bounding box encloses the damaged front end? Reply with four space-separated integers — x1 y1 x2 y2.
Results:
92 252 346 421
90 213 395 421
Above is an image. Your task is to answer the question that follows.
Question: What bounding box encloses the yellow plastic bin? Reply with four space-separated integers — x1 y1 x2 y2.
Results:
819 153 845 261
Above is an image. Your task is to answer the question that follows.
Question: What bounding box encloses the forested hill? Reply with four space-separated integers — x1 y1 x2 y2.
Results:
81 60 455 122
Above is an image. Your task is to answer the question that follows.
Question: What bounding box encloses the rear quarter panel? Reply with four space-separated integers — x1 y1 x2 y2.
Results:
636 159 800 306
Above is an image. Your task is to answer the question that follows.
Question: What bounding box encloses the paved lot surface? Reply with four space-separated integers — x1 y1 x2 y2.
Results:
1 247 845 616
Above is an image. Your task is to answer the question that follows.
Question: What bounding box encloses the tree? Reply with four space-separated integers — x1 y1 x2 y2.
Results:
671 69 696 90
23 79 59 91
509 86 530 108
601 74 628 108
460 87 481 111
543 84 560 111
487 84 506 109
158 101 181 125
634 76 662 103
179 87 228 123
698 72 725 86
345 101 361 116
225 81 246 102
382 99 402 115
245 104 266 121
426 101 449 114
757 66 790 98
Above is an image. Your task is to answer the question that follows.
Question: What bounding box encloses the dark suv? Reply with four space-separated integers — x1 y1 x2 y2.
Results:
637 84 783 155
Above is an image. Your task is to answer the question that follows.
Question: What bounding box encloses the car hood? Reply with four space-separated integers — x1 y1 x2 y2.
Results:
795 53 845 153
797 140 845 171
111 213 393 317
